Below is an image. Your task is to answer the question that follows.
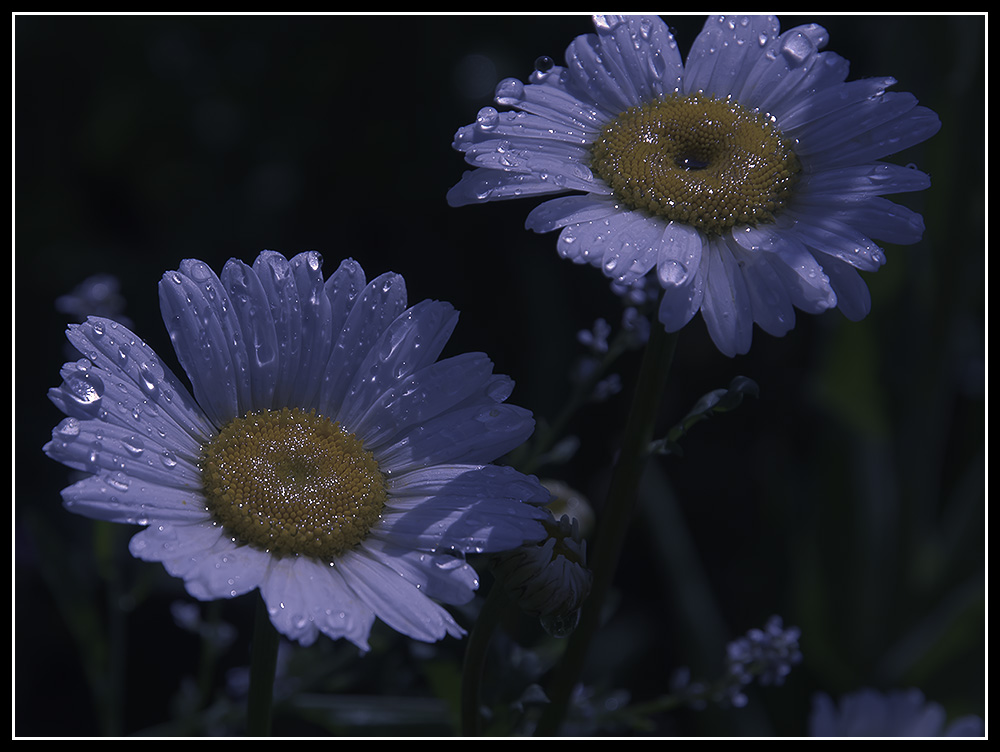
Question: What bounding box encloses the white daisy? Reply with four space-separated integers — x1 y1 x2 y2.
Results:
44 251 550 651
448 15 941 356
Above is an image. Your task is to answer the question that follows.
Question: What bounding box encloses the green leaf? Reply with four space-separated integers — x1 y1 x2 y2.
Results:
650 376 759 457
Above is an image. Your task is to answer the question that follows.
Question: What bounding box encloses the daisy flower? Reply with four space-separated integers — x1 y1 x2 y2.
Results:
447 15 941 356
44 251 551 650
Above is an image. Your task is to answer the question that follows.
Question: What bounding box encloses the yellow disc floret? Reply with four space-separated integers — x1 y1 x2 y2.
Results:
590 93 800 235
201 407 387 561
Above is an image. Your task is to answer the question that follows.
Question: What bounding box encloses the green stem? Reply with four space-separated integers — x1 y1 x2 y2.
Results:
460 580 510 736
247 592 280 736
535 324 678 736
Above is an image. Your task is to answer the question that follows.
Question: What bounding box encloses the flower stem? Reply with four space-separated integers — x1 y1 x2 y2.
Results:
246 592 280 736
460 578 510 736
535 323 678 736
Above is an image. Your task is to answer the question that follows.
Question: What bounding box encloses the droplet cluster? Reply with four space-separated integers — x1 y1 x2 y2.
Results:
590 93 800 235
201 407 387 560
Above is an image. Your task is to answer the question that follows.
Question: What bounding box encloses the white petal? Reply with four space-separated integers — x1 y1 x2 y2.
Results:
158 261 242 426
525 194 620 235
376 401 535 472
57 318 213 449
316 272 408 418
128 521 268 601
823 257 872 321
220 259 279 409
60 474 208 525
446 167 573 207
336 299 460 433
259 555 376 649
359 538 481 606
354 352 497 448
337 547 466 644
699 241 754 357
591 15 683 101
683 15 781 99
656 221 704 288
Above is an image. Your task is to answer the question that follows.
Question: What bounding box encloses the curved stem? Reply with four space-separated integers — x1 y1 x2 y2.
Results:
460 580 510 736
535 324 678 736
247 592 280 736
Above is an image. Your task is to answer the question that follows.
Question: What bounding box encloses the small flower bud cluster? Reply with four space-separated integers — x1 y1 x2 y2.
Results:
670 615 802 710
722 615 802 707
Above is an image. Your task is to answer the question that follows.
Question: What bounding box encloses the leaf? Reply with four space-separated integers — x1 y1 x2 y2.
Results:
650 376 759 457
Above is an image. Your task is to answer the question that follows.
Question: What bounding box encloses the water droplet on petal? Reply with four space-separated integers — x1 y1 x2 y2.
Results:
54 417 81 440
122 435 145 456
64 371 105 413
494 77 525 105
475 106 499 132
779 32 814 66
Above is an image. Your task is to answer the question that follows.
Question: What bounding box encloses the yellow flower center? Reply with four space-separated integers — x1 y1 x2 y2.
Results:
201 407 387 560
590 93 800 235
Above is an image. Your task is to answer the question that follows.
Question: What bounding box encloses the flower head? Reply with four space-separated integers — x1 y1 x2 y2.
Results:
809 688 985 737
491 513 593 637
44 251 551 650
448 15 941 356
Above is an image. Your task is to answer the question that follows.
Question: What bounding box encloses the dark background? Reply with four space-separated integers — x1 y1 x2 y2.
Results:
14 14 985 737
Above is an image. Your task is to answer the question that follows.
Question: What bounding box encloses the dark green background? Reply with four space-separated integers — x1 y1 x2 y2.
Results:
15 14 985 736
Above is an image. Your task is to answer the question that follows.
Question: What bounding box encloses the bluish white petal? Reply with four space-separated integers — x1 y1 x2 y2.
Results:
60 474 208 525
822 257 873 321
286 251 336 408
359 538 481 606
220 258 280 410
683 15 781 99
552 205 652 271
376 400 535 473
739 24 834 116
316 271 409 418
128 521 269 602
732 249 797 337
699 241 754 357
336 299 460 433
446 168 579 206
782 209 887 272
525 194 621 235
352 351 496 449
377 464 550 552
590 15 683 102
158 260 243 427
337 547 466 644
55 318 214 450
564 28 638 115
492 74 608 132
260 555 377 649
45 415 202 490
795 163 932 202
656 221 704 288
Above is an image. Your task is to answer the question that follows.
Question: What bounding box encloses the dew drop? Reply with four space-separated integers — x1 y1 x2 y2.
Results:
779 32 813 66
475 106 499 132
122 435 146 456
54 417 81 440
107 472 131 492
64 371 105 412
533 55 554 74
494 77 525 105
658 259 690 287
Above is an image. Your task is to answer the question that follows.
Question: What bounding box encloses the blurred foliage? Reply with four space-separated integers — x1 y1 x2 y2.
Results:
14 13 984 737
